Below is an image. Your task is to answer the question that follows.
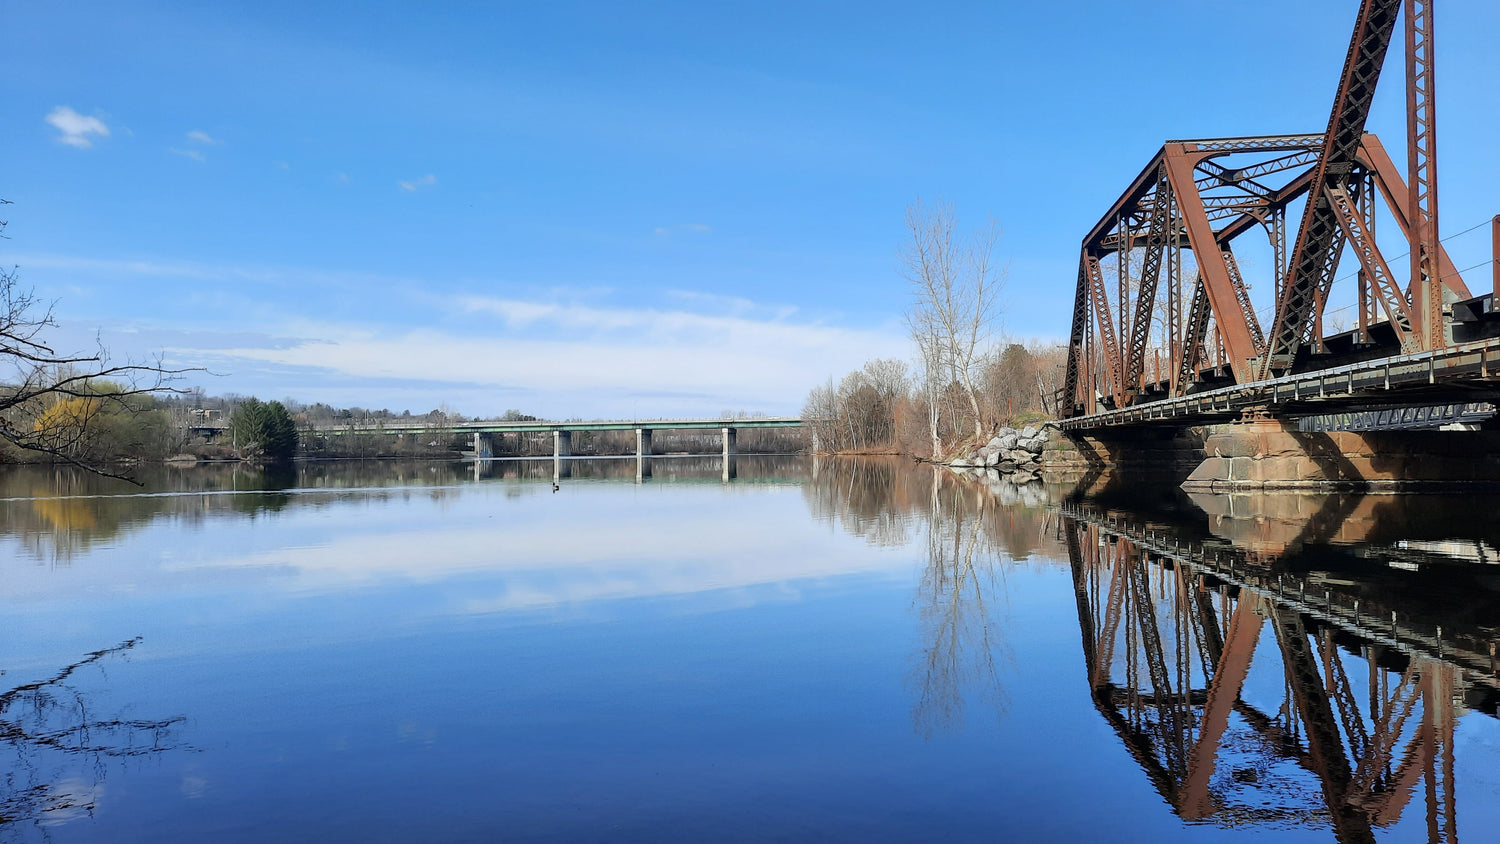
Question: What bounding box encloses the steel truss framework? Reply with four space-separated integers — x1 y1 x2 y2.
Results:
1063 512 1473 842
1062 0 1474 419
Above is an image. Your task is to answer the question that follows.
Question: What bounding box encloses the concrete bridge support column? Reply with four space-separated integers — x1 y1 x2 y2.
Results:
636 428 653 458
635 455 652 483
721 427 737 459
553 430 572 458
722 455 737 483
472 432 494 459
553 455 572 481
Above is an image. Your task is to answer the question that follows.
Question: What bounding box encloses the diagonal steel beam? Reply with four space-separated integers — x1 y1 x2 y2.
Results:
1064 251 1093 415
1266 0 1403 375
1177 276 1212 391
1125 167 1173 395
1086 251 1124 407
1325 183 1418 351
1357 134 1470 299
1163 145 1261 383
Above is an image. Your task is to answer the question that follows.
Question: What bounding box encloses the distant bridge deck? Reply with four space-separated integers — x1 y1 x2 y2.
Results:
189 417 805 436
362 417 804 435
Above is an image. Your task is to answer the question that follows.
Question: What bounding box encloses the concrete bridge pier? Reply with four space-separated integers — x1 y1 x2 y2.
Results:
722 454 737 483
553 455 572 481
553 430 572 458
636 428 654 458
472 432 494 459
635 455 652 483
1182 413 1500 491
721 427 737 460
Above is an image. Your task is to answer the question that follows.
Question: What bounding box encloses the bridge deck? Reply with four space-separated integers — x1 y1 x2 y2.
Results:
1060 336 1500 431
191 417 806 435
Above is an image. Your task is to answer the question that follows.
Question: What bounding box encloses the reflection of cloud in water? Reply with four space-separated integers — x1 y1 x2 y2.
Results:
0 478 914 613
188 507 910 610
180 774 208 799
36 778 103 827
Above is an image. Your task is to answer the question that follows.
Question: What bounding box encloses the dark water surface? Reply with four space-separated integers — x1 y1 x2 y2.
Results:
0 456 1496 842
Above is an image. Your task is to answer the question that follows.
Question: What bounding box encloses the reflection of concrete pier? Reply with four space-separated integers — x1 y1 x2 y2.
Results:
1061 502 1489 841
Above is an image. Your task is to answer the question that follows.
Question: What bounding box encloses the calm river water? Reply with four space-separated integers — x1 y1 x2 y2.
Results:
0 456 1497 842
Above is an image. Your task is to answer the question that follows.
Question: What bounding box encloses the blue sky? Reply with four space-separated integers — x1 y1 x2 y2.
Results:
5 1 1499 417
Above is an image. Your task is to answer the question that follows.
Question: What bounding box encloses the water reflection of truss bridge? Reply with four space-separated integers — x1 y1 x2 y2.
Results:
1060 503 1497 842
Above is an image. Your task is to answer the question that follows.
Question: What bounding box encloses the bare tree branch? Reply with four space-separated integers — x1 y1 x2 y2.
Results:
0 203 200 481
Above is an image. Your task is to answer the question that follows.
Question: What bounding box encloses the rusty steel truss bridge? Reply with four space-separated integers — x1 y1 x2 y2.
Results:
1060 0 1500 432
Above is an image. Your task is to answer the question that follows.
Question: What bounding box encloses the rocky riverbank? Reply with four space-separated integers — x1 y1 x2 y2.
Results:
938 424 1052 484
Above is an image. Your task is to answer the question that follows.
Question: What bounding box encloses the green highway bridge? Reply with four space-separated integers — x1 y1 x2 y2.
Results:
189 417 807 460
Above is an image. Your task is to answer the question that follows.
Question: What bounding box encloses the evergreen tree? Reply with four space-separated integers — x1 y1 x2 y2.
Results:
231 398 298 462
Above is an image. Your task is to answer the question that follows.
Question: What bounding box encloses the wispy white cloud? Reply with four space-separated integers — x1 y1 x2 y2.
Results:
184 296 908 414
663 289 762 315
169 147 206 162
398 173 437 192
186 129 220 145
14 250 910 415
44 106 109 148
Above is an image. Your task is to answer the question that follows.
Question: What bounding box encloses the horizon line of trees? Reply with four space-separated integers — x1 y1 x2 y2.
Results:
805 342 1066 457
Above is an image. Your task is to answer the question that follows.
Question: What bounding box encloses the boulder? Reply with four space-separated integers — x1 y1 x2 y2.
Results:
1021 425 1038 439
986 436 1006 450
949 458 973 468
1020 436 1046 454
1006 449 1032 464
997 434 1019 451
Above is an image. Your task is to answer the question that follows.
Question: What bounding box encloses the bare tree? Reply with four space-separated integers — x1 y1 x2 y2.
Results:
0 200 190 479
900 199 1004 445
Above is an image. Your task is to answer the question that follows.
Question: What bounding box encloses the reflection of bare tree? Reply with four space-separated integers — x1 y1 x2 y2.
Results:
0 638 184 836
801 457 923 548
801 458 1072 737
910 471 1011 738
801 456 1064 560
